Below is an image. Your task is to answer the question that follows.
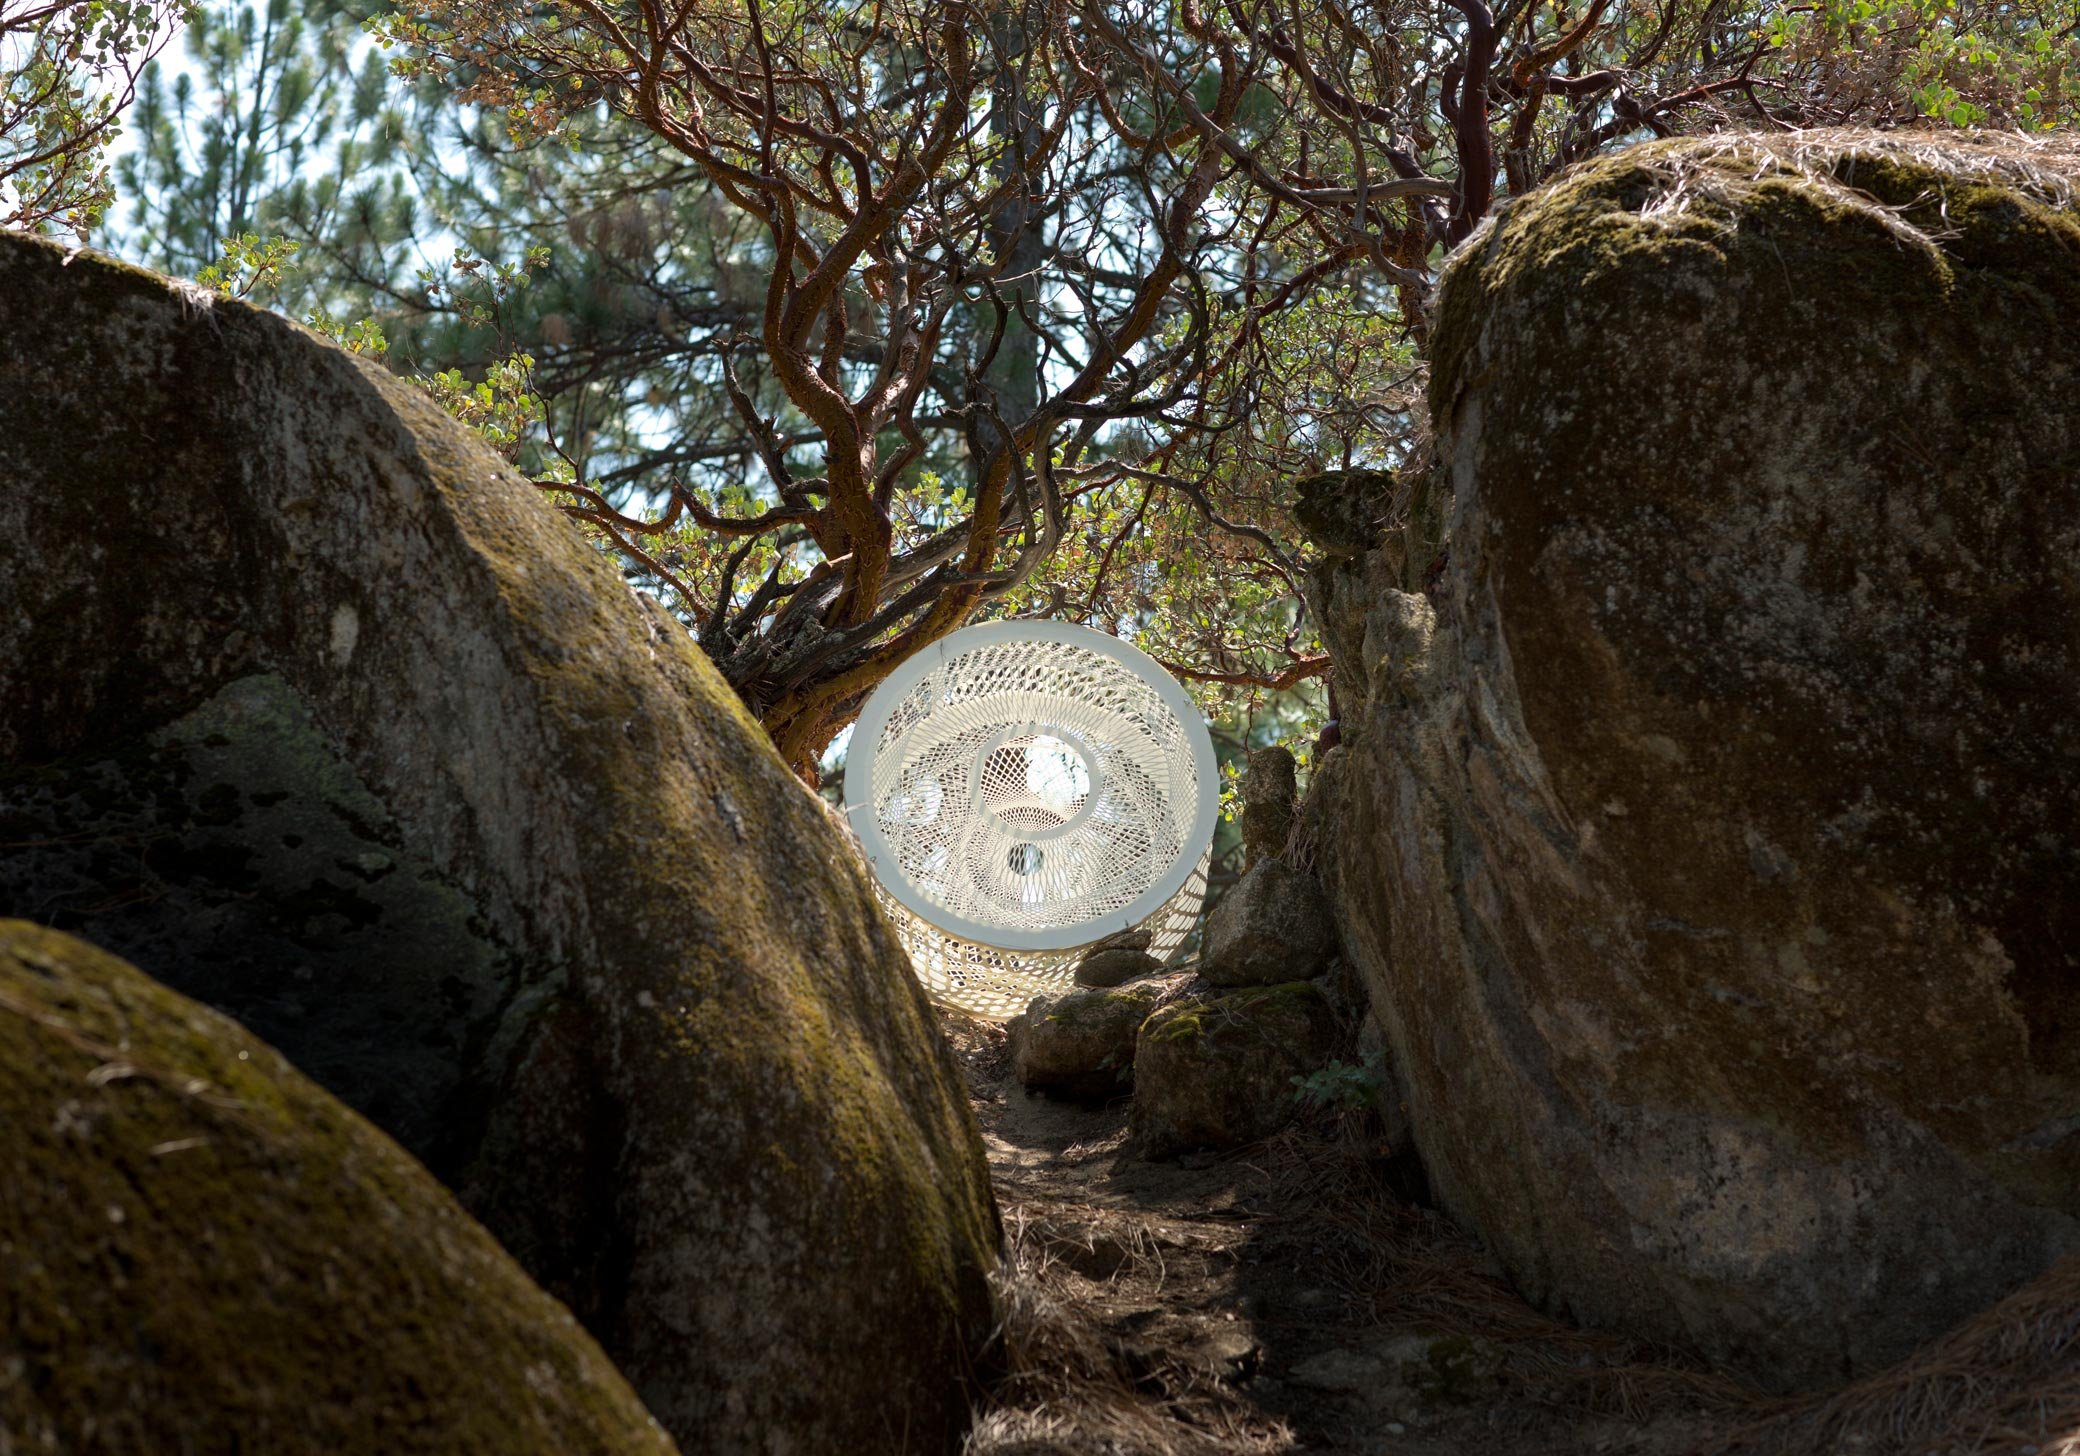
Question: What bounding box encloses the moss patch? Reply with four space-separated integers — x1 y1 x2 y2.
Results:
0 228 1001 1453
1132 983 1336 1157
0 920 676 1455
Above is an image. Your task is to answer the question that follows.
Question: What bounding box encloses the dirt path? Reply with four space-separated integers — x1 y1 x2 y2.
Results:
944 1011 1760 1456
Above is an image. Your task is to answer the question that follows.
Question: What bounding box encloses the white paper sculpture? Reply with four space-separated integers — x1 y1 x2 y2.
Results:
844 621 1219 1018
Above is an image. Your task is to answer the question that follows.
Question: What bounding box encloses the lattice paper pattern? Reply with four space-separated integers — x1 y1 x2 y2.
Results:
845 623 1219 1019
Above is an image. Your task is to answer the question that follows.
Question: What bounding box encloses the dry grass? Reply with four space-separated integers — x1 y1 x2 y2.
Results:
1245 1118 1770 1436
1614 125 2080 245
964 1200 1292 1456
1694 1257 2080 1456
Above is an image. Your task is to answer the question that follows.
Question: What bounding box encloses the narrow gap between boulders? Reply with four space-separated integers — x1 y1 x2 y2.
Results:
940 1007 1775 1456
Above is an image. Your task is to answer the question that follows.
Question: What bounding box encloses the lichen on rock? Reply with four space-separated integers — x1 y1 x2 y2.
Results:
1315 130 2080 1388
1132 982 1336 1158
0 231 999 1452
0 920 678 1456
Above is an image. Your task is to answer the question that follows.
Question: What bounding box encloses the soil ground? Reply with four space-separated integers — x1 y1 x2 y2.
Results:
942 1005 1777 1456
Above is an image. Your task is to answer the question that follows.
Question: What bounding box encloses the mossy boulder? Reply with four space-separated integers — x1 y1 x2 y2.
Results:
0 920 677 1455
1316 132 2080 1387
1131 982 1335 1157
1199 857 1337 986
0 233 998 1452
1010 983 1161 1099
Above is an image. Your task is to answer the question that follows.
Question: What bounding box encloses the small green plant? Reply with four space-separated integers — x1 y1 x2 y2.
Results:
416 350 545 461
305 310 389 358
196 233 300 300
1290 1052 1384 1113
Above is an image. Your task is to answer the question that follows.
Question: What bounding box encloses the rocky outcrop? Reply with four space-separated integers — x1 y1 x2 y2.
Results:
1011 983 1161 1100
1240 746 1298 868
1313 133 2080 1387
1132 983 1335 1157
1200 858 1337 987
0 234 998 1451
0 921 677 1456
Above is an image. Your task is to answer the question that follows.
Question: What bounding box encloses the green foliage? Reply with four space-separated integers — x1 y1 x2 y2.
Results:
1 0 188 237
1291 1054 1386 1114
1766 0 2078 129
304 305 387 355
194 230 298 297
418 351 545 461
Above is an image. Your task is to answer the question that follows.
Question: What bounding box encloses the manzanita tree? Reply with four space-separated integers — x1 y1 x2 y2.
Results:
374 0 1357 771
362 0 2073 774
94 0 2076 773
2 0 187 236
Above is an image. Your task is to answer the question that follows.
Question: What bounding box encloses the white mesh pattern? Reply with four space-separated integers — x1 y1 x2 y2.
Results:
846 623 1218 1019
869 853 1210 1019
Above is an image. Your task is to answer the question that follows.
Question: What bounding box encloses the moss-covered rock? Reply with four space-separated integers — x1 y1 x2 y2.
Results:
0 233 998 1452
1131 982 1335 1157
0 920 677 1455
1010 982 1161 1099
1072 942 1163 989
1199 857 1337 986
1317 132 2080 1387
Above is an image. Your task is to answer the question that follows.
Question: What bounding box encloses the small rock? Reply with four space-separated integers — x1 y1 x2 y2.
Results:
1377 1332 1505 1406
1289 1347 1385 1393
1010 983 1161 1100
1194 1326 1262 1379
1200 858 1336 986
1075 944 1163 988
1241 746 1298 869
1083 926 1153 956
1132 983 1336 1158
1287 1333 1502 1425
